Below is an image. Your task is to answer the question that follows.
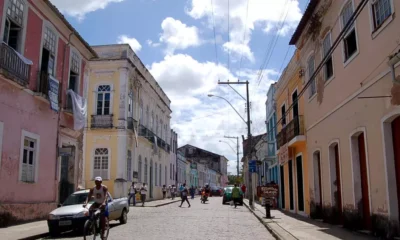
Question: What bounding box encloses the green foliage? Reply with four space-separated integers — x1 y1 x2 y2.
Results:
228 174 243 185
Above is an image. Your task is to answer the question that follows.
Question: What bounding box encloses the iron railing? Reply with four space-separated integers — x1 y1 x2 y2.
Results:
91 115 113 128
0 43 31 85
139 124 171 153
276 115 304 149
127 117 138 130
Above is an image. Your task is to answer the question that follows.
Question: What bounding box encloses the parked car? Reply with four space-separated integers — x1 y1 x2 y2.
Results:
47 189 129 236
210 186 223 197
222 186 243 205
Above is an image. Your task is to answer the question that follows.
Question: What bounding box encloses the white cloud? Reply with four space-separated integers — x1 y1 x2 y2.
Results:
146 39 161 47
150 54 278 174
117 35 142 52
159 17 202 55
186 0 302 62
50 0 124 20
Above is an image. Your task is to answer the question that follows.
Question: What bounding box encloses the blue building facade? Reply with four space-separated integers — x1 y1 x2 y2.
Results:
265 83 281 208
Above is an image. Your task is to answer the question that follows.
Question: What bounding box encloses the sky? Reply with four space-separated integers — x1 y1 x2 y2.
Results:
50 0 308 175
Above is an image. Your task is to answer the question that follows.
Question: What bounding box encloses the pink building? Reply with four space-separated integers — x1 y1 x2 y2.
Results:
289 0 400 235
0 0 96 224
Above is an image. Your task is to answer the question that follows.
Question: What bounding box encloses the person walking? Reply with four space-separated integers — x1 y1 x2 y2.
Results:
162 185 167 199
190 185 195 199
140 183 148 207
232 184 241 208
241 184 247 198
179 183 191 208
128 182 136 206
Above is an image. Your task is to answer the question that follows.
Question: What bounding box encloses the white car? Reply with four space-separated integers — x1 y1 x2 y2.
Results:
47 189 129 237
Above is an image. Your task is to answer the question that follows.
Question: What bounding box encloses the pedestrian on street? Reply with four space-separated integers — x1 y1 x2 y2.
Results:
162 185 167 199
171 185 176 200
140 183 148 207
128 182 137 206
241 184 247 198
190 185 195 199
167 185 172 198
179 183 191 208
232 184 241 208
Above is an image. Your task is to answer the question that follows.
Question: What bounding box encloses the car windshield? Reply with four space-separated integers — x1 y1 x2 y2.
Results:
224 187 233 193
62 193 91 206
211 186 219 190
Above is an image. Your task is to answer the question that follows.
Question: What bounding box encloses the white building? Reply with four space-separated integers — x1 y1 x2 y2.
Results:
169 130 178 186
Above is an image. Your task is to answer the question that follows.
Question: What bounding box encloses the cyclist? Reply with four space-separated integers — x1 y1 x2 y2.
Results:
84 176 109 239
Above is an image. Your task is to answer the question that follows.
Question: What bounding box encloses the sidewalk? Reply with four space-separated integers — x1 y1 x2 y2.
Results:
0 198 180 240
243 199 377 240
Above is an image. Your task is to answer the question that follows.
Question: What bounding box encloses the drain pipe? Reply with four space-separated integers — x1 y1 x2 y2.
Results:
388 51 400 85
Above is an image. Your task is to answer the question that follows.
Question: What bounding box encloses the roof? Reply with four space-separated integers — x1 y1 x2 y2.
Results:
242 133 267 156
289 0 320 45
44 0 98 58
178 144 223 158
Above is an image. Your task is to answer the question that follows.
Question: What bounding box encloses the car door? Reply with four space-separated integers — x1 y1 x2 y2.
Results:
106 193 116 220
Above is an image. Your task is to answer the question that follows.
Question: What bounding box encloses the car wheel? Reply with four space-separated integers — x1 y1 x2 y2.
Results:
119 209 128 224
49 227 60 237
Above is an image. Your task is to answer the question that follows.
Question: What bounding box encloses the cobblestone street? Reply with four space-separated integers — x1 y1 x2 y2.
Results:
42 197 274 240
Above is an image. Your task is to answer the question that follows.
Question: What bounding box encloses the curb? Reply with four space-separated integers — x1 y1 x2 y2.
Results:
243 201 281 240
19 232 49 240
154 200 181 207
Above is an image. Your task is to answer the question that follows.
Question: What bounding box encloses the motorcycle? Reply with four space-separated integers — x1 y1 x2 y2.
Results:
201 191 208 204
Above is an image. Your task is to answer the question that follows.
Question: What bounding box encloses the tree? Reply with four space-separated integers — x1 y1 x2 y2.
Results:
228 174 243 185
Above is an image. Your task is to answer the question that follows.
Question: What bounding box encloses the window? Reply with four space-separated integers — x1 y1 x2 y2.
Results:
155 115 159 135
155 163 158 186
127 150 132 181
372 0 392 29
159 164 162 186
322 32 333 80
307 55 316 98
281 104 286 126
96 85 111 115
146 106 149 127
341 1 358 61
173 164 175 180
67 51 80 108
128 91 133 118
20 132 39 183
160 120 163 139
138 156 142 182
151 111 154 130
139 100 143 125
93 148 109 180
40 26 57 84
164 125 167 141
144 158 148 184
170 163 172 180
3 0 25 51
165 166 167 184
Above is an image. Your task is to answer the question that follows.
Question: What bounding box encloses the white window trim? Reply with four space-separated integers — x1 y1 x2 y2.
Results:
368 0 395 39
327 139 344 211
91 147 111 180
19 130 41 183
0 0 29 54
339 0 360 68
306 52 317 101
93 82 114 115
0 121 3 167
320 31 335 84
68 46 82 94
311 148 323 205
38 20 59 78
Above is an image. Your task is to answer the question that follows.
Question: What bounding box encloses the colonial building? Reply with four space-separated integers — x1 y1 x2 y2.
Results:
0 0 96 224
169 130 177 186
275 52 309 216
84 44 172 200
177 149 188 187
288 0 400 231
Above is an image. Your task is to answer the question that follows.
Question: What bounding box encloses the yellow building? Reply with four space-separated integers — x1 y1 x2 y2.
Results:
275 52 309 216
84 44 172 199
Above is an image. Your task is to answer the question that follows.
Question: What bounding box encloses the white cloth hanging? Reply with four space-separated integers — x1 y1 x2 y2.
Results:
67 89 87 130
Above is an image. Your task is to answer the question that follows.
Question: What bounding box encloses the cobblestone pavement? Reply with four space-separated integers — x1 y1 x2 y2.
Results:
43 196 274 240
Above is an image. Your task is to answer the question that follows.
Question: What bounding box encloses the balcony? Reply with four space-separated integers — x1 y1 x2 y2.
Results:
0 43 31 86
127 117 138 130
138 124 171 153
276 115 305 149
91 115 113 128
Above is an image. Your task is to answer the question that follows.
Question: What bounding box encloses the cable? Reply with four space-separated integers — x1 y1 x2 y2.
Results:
210 0 219 65
278 46 293 75
238 0 250 79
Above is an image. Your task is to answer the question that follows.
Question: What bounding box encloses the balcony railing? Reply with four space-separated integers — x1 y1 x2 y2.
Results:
276 115 304 149
91 115 113 128
0 43 31 85
127 117 138 130
139 124 171 153
37 71 49 96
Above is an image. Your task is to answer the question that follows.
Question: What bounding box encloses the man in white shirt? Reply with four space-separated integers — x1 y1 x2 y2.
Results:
128 182 136 206
140 183 148 207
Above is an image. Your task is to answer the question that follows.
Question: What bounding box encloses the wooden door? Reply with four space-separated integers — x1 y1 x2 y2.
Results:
392 116 400 219
334 145 343 216
280 165 285 209
358 133 371 229
289 161 294 210
296 155 304 212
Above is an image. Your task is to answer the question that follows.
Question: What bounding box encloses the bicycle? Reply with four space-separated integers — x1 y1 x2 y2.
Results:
83 206 109 240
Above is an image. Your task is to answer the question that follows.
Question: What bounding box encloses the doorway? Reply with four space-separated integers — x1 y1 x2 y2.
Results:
357 133 371 229
59 146 75 204
280 165 285 209
392 116 400 219
313 151 322 208
150 160 153 198
289 160 294 210
329 143 342 216
296 155 304 212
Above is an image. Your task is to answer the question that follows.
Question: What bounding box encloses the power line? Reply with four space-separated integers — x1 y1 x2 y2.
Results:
210 0 219 65
238 0 250 79
278 46 293 75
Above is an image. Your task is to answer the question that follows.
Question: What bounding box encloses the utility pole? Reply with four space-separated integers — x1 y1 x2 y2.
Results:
224 136 239 178
218 80 253 208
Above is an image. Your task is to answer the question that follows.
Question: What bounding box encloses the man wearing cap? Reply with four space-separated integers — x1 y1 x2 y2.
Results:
84 176 109 238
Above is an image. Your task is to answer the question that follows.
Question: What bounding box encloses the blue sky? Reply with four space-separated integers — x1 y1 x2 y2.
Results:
51 0 308 174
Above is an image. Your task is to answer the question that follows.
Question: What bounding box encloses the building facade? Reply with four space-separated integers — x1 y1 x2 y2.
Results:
289 0 400 230
170 130 177 186
177 150 188 187
275 53 309 216
0 0 95 223
84 44 172 200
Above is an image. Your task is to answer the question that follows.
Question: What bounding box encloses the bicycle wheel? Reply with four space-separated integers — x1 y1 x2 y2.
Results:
83 219 97 240
102 218 110 240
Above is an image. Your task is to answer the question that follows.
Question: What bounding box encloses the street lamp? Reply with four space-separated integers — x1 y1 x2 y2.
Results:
207 94 247 124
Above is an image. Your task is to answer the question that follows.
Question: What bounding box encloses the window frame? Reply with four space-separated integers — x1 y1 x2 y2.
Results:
339 0 359 66
1 0 28 53
92 147 110 180
139 100 144 125
127 150 132 181
138 155 142 182
368 0 394 38
128 91 133 118
94 83 113 115
39 21 59 78
306 53 317 99
19 130 40 183
321 31 334 82
155 162 158 186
